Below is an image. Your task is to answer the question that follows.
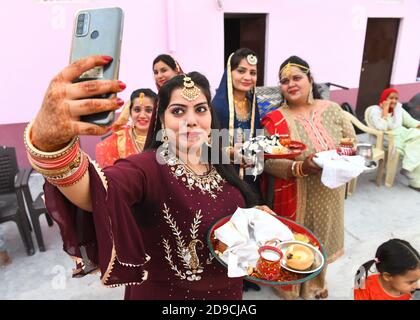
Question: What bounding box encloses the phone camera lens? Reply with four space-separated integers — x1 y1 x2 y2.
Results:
76 13 88 36
90 30 99 39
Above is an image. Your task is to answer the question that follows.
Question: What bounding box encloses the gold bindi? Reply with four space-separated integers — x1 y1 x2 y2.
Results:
181 76 201 101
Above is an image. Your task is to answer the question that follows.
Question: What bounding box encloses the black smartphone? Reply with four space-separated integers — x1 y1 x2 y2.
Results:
69 7 124 126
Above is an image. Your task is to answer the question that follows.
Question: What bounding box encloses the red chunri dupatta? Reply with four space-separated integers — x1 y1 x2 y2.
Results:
261 109 297 220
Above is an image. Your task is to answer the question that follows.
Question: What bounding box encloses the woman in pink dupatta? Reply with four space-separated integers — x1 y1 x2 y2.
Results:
262 56 356 300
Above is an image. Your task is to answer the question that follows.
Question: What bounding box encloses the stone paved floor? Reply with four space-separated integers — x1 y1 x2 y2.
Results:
1 166 419 300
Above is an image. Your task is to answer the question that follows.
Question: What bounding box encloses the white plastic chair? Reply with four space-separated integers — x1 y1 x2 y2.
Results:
364 106 400 187
341 110 386 195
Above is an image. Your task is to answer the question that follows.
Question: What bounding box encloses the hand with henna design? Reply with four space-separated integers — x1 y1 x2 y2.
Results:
31 55 126 152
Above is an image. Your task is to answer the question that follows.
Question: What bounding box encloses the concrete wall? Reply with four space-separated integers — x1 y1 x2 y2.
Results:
2 0 420 125
1 0 419 166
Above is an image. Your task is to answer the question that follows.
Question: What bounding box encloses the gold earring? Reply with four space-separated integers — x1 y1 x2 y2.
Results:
160 127 170 157
162 128 169 142
206 133 212 147
307 86 314 105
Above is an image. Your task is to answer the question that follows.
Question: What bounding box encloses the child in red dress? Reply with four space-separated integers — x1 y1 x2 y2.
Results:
354 239 420 300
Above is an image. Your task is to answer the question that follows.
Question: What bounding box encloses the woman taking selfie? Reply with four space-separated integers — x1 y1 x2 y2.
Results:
25 56 273 300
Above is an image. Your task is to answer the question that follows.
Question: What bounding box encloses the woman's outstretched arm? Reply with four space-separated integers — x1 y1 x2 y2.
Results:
28 55 125 211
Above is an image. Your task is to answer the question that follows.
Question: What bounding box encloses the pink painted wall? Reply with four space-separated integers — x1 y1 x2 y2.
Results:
1 0 419 126
0 121 104 168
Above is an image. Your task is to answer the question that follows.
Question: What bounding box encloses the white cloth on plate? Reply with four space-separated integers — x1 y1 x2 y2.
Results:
313 150 366 189
213 207 294 277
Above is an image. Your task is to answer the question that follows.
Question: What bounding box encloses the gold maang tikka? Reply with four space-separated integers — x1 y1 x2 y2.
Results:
181 76 201 101
138 92 145 104
246 54 258 65
280 62 310 78
132 92 147 148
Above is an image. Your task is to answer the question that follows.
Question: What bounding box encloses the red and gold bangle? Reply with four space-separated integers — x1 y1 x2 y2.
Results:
24 121 88 186
28 144 80 170
46 153 89 187
297 161 308 177
292 161 302 177
27 151 82 177
24 121 79 159
292 161 303 178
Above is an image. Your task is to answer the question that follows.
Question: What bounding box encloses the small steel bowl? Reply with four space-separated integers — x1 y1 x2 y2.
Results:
356 143 373 160
363 160 378 173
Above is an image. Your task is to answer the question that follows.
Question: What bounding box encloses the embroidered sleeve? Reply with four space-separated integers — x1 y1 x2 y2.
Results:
43 162 150 285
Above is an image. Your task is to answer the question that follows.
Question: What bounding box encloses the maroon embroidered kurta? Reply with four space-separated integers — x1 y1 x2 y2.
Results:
44 150 245 300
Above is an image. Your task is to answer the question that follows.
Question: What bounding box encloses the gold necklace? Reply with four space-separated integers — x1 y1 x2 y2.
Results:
234 96 248 111
234 97 250 122
131 128 146 152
